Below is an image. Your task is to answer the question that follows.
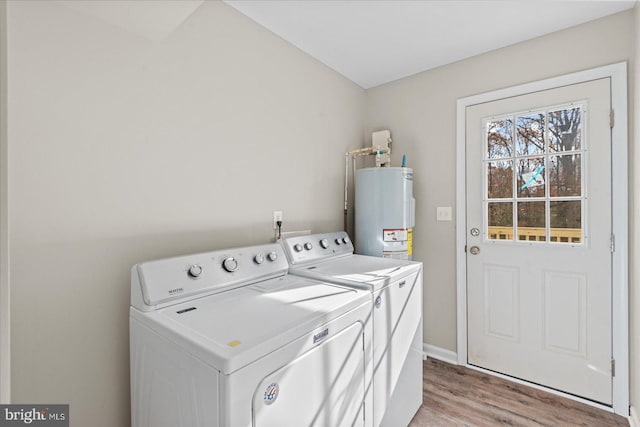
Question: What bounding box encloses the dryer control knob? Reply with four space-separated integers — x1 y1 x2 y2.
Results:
222 257 238 272
188 264 203 278
254 254 264 264
267 251 278 262
342 237 350 244
293 243 303 252
334 238 342 245
304 242 313 250
319 238 329 249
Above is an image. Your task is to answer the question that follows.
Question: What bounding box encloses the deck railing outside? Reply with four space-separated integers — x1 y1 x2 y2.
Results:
487 226 582 243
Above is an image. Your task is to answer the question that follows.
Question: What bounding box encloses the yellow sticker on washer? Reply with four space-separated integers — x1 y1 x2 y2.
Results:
228 340 241 347
408 228 413 255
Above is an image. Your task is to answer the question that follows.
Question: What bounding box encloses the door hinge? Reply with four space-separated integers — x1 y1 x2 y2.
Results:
610 233 615 253
464 245 467 253
611 358 616 377
610 110 615 129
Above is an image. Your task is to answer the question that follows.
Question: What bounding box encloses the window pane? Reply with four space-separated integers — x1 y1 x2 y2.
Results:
487 161 513 199
549 154 581 197
516 113 544 156
517 201 545 241
549 107 581 152
488 202 513 241
550 201 582 243
487 118 513 159
517 157 545 198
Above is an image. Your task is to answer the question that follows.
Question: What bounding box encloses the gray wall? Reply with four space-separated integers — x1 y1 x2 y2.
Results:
632 3 639 420
365 11 633 359
0 0 8 404
7 2 364 426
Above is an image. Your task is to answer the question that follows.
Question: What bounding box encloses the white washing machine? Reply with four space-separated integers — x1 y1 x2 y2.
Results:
282 232 423 427
130 242 373 427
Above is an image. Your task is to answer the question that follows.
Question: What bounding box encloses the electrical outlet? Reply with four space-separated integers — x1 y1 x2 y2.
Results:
273 211 283 229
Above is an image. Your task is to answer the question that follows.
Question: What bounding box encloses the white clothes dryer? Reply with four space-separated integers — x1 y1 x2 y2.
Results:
282 232 423 427
130 242 373 427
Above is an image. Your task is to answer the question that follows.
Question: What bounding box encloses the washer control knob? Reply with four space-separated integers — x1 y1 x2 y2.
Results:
342 237 349 244
319 238 329 249
254 254 264 264
188 264 203 278
267 251 278 262
293 243 303 252
335 238 342 245
304 242 313 250
222 257 238 272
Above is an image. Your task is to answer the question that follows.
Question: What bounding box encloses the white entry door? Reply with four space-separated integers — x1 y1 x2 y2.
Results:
466 78 612 405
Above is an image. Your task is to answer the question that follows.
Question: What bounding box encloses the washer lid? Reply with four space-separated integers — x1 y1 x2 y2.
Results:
133 274 368 374
291 254 422 291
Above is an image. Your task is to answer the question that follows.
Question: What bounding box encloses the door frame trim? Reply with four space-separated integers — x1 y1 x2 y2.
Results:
455 62 628 415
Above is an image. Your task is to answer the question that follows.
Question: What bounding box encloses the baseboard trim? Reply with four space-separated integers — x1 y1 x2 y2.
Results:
423 343 458 364
629 406 639 427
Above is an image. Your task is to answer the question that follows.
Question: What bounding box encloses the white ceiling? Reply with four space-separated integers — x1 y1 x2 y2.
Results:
225 0 636 88
56 1 636 89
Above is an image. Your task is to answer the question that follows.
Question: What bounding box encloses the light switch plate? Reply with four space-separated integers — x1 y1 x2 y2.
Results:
437 206 452 221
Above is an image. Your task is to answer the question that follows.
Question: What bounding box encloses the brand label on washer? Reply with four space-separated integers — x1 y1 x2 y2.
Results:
168 287 184 296
313 328 329 344
263 383 279 405
375 296 382 309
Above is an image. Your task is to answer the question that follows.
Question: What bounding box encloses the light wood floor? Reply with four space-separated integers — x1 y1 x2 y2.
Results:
408 358 628 426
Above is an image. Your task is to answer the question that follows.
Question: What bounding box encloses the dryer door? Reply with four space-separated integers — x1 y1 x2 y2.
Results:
252 322 366 427
372 270 423 427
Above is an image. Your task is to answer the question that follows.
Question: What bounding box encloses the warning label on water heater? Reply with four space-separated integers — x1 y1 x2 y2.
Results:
382 228 411 260
383 229 408 242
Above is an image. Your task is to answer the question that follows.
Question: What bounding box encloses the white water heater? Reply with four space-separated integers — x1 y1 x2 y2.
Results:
355 167 415 259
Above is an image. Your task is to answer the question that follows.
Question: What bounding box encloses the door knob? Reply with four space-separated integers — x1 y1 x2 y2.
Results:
469 246 480 255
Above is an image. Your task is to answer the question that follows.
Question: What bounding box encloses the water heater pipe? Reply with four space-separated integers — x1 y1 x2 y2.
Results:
344 153 349 231
343 145 391 233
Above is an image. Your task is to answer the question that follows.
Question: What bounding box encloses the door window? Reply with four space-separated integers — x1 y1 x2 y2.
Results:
484 103 585 244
